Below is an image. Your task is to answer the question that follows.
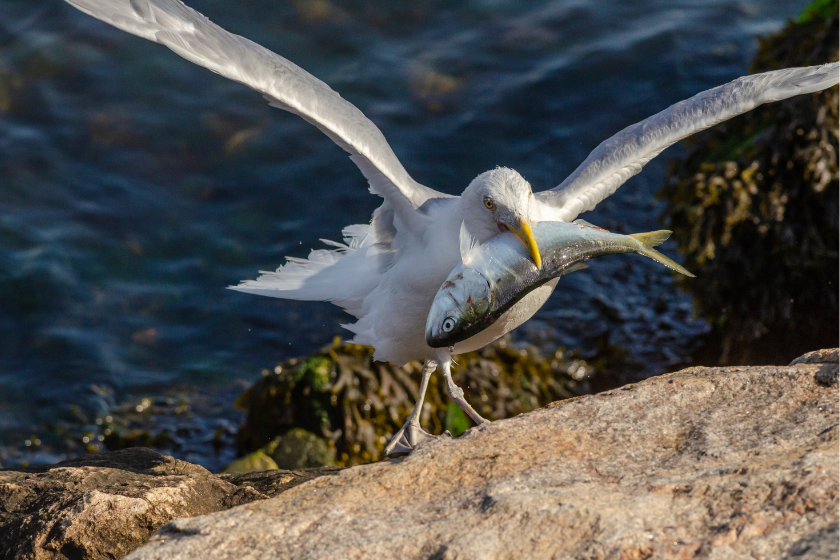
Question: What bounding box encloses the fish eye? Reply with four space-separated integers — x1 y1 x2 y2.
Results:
442 317 455 332
483 197 495 210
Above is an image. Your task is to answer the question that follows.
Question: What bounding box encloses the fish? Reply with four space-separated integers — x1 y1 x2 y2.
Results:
425 219 694 348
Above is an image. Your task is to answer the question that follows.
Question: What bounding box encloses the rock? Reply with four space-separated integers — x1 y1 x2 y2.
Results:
789 347 838 365
0 447 340 560
219 466 343 498
125 350 839 560
790 349 838 388
268 428 335 470
223 449 279 473
659 2 839 366
223 429 336 472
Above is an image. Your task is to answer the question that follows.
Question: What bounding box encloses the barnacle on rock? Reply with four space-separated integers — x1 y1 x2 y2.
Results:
660 1 839 365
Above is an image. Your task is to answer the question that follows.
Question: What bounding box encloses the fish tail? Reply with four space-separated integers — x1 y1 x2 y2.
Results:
629 230 671 248
629 230 696 278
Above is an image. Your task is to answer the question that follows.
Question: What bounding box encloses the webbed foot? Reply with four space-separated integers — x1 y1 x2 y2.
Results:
384 420 451 456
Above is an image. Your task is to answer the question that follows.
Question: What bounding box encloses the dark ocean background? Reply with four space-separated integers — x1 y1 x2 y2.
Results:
0 0 809 468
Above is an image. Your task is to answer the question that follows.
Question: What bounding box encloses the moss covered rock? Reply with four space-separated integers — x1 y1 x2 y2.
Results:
660 3 838 365
268 428 335 470
223 428 334 472
223 448 279 473
234 337 592 466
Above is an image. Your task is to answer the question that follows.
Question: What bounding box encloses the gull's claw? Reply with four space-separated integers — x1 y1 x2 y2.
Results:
385 420 451 456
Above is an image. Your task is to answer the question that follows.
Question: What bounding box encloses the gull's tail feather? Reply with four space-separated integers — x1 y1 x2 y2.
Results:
629 230 696 277
229 224 381 317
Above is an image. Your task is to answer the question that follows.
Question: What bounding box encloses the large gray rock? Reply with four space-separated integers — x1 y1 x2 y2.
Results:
128 350 838 560
0 448 340 560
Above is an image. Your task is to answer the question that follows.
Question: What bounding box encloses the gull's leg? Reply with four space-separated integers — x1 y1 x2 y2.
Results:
440 357 489 425
384 359 438 456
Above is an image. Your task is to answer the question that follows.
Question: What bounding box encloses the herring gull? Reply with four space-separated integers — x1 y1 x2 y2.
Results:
63 0 840 455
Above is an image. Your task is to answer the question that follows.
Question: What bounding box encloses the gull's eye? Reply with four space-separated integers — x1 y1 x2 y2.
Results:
442 317 455 332
483 197 495 210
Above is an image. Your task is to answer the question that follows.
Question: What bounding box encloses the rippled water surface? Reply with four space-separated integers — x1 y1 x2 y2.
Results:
0 0 809 465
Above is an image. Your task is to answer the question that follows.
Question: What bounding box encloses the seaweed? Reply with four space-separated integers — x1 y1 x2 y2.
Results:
234 337 593 466
659 6 839 365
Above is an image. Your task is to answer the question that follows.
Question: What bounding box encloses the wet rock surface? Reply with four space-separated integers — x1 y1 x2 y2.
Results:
0 447 340 560
124 349 838 560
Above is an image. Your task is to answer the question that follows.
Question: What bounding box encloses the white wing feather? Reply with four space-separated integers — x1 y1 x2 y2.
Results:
537 63 840 222
64 0 451 231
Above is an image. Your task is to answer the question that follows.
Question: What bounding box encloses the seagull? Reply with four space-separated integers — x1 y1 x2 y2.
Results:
64 0 840 455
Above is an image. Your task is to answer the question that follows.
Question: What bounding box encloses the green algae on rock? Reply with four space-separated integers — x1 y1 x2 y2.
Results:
660 3 839 365
268 428 335 469
223 427 336 472
234 337 592 466
797 0 837 23
223 448 279 473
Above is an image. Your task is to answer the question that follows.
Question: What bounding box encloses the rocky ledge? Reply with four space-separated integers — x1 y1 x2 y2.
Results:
2 350 837 560
0 448 340 560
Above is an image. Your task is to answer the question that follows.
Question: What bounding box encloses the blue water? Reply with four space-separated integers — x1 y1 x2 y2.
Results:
0 0 808 464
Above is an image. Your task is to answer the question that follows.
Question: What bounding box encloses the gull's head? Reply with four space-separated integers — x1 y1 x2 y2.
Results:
459 167 541 268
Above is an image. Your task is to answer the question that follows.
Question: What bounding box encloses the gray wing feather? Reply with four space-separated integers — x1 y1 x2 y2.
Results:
64 0 450 229
536 63 840 222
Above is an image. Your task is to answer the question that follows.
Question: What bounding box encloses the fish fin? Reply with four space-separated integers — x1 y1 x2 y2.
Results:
572 219 608 231
562 262 589 276
630 230 695 277
459 221 480 264
629 230 671 248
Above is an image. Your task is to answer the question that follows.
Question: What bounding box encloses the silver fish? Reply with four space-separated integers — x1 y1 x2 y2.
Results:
426 219 694 348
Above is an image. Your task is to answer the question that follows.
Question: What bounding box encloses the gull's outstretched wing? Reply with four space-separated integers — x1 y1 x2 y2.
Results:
536 63 840 222
64 0 450 230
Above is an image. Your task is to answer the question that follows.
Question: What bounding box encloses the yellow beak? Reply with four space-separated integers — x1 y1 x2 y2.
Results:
507 220 542 269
